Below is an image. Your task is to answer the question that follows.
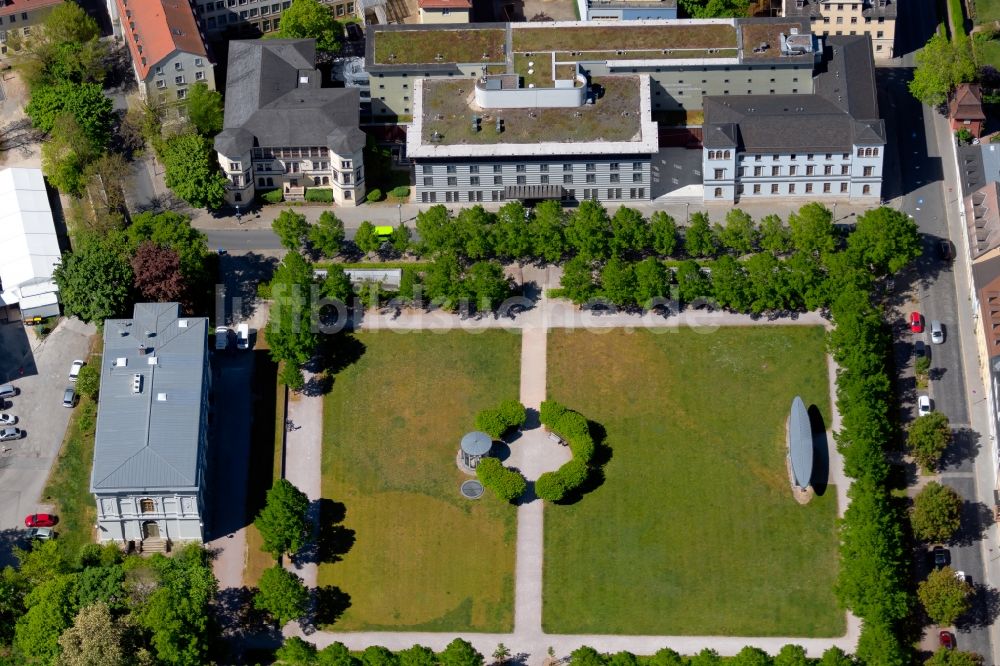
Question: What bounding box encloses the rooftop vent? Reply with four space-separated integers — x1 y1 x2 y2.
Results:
148 356 158 366
157 393 167 402
132 373 142 394
178 319 188 328
434 53 444 61
115 357 127 368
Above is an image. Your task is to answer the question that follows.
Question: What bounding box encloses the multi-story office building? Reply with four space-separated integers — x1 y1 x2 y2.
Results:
191 0 356 36
577 0 677 21
366 18 818 121
781 0 895 58
701 34 884 203
91 303 211 549
109 0 215 114
418 0 471 23
214 39 366 206
0 0 64 56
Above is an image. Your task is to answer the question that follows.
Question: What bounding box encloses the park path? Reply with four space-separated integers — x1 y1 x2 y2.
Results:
288 272 860 661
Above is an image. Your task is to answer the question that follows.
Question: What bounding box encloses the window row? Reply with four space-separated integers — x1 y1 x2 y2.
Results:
718 181 873 196
420 162 645 175
419 188 647 203
423 173 645 186
737 164 875 177
743 152 851 162
706 150 732 160
0 11 29 24
254 147 330 159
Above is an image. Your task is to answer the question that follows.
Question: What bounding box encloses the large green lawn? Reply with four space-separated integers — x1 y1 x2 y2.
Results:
544 327 843 636
318 331 521 632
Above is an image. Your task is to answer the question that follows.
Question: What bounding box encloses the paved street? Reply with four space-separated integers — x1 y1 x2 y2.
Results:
0 318 95 565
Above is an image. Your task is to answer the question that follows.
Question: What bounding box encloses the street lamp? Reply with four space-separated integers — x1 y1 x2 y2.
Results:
397 204 402 226
685 202 690 223
832 202 837 223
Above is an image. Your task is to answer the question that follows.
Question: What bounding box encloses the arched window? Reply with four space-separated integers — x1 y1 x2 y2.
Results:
723 150 731 159
140 499 155 513
714 187 723 198
708 150 715 159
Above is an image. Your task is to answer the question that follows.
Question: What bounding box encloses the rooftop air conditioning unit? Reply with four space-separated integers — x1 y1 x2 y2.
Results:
132 374 142 394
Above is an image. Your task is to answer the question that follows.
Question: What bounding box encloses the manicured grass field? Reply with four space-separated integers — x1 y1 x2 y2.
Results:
975 0 1000 24
544 327 843 636
317 331 521 631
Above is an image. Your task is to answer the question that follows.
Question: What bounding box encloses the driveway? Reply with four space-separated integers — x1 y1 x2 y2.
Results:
0 317 95 564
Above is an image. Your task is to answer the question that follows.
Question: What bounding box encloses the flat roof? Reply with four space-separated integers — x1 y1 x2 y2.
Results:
409 76 659 158
0 168 60 305
372 27 505 65
511 21 737 54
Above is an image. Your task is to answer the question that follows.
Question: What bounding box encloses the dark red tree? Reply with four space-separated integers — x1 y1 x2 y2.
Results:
130 241 188 303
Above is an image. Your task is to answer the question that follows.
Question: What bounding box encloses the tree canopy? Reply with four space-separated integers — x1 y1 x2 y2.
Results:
918 566 973 625
272 0 342 51
908 411 952 472
911 481 963 543
255 566 310 626
254 479 312 558
266 251 320 365
184 82 224 136
910 31 977 107
160 133 229 209
274 209 311 251
26 82 113 146
53 233 133 326
849 207 922 275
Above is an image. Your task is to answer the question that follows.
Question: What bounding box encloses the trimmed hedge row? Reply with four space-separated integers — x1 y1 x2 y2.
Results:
475 399 527 438
476 457 527 502
536 400 596 502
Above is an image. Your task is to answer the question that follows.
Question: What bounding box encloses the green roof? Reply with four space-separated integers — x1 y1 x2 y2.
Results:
512 23 737 54
373 28 506 65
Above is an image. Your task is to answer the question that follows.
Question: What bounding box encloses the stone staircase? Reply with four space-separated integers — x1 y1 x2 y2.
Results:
140 537 170 555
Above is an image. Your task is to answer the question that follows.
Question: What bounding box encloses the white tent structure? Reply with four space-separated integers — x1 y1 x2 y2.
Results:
0 168 61 319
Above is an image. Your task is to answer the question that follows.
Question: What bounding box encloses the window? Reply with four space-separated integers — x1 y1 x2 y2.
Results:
195 57 204 66
754 155 762 161
229 162 241 171
586 174 596 183
494 165 503 173
494 176 503 185
807 165 815 176
175 75 185 84
823 183 831 193
841 182 849 193
707 150 715 159
563 174 573 184
825 153 832 160
807 153 814 160
175 62 183 71
805 183 813 193
632 162 642 170
140 499 156 513
633 173 643 183
739 166 747 177
424 177 435 187
196 71 205 81
586 163 596 171
863 184 871 194
824 165 833 175
842 153 850 160
788 165 797 176
516 175 526 184
563 163 573 171
754 166 763 176
540 175 549 184
447 177 457 186
753 184 761 194
22 25 29 36
470 165 479 173
850 16 857 22
771 166 780 176
714 187 723 198
714 169 725 179
344 161 354 169
516 165 526 173
155 65 164 75
540 164 549 172
156 80 166 89
175 87 186 99
610 162 620 171
422 165 432 174
611 174 620 183
788 183 795 194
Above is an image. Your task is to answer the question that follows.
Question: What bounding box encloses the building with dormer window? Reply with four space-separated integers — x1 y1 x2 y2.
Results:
782 0 895 58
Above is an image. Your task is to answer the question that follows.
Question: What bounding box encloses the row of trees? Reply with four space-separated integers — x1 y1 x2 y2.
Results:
0 541 217 665
52 211 211 326
277 638 487 666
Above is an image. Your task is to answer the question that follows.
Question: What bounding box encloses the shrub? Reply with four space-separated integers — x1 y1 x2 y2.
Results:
389 185 410 199
498 399 527 429
305 188 333 203
556 457 590 489
475 399 527 438
366 188 384 203
539 400 568 425
956 128 973 145
535 472 567 502
261 188 283 204
476 458 527 502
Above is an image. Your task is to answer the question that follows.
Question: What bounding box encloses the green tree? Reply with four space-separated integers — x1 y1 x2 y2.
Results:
41 112 98 195
309 211 346 257
440 638 484 666
731 646 772 666
926 648 984 666
773 645 809 666
455 206 495 260
272 0 342 51
600 257 637 307
58 602 151 666
53 232 133 325
650 648 686 666
276 636 319 665
911 481 963 543
530 200 567 262
566 200 611 260
634 257 671 307
493 643 511 665
361 646 399 666
391 222 412 254
20 1 107 88
467 261 511 312
26 81 113 145
855 620 909 666
744 251 786 314
684 212 717 257
318 642 360 666
255 565 310 626
126 211 209 284
649 211 678 256
569 646 606 666
398 646 437 666
414 205 456 256
320 265 354 305
281 363 307 392
274 209 311 251
759 214 791 254
266 251 319 364
14 574 79 663
160 133 228 209
0 566 29 645
818 647 855 666
609 207 650 256
689 649 722 666
184 82 224 136
354 221 383 255
720 209 758 255
678 0 750 17
849 206 922 275
788 203 836 255
559 256 597 304
254 479 312 558
492 202 532 260
424 253 467 309
908 412 952 472
918 566 973 625
909 31 977 107
710 254 749 311
607 652 638 666
675 259 711 305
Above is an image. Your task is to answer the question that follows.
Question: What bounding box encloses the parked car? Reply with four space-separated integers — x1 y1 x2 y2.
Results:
910 311 924 333
939 631 956 650
215 326 230 351
62 386 76 408
931 546 951 569
0 383 17 399
69 359 85 382
24 513 56 528
931 320 945 344
0 413 16 425
0 427 21 441
918 395 932 416
914 340 927 359
939 239 954 261
25 527 54 541
955 570 968 583
236 323 250 350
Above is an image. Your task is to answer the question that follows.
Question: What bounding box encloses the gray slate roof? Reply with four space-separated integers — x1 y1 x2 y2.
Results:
784 0 897 20
91 303 208 493
216 39 363 157
703 35 884 151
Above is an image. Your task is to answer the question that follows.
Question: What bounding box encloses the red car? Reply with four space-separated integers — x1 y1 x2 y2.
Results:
939 631 955 650
24 513 56 528
910 311 924 333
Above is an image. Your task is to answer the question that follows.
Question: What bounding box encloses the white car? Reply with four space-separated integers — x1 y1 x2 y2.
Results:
918 395 932 416
955 570 968 583
69 359 85 382
236 323 250 350
0 413 17 425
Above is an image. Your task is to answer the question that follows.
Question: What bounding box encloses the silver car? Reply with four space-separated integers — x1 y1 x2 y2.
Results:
0 427 22 441
931 320 945 344
62 387 76 408
26 527 53 541
0 413 16 425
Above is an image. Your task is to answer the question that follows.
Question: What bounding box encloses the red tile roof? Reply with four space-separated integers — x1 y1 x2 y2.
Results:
418 0 472 9
0 0 64 18
950 83 986 121
115 0 208 80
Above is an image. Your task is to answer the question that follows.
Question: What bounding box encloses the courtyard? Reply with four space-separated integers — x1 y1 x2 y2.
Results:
542 326 843 636
317 331 521 632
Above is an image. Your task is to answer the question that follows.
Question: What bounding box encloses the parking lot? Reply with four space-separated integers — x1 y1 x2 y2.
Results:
0 317 95 564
